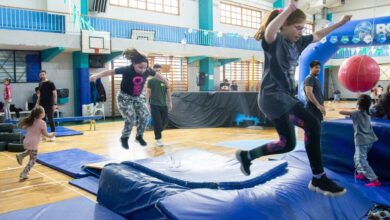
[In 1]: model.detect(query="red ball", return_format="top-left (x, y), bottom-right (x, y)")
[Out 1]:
top-left (338, 55), bottom-right (380, 92)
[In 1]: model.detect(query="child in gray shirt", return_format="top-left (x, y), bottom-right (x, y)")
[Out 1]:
top-left (340, 94), bottom-right (381, 187)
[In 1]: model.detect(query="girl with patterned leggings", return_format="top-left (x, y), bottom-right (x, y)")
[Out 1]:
top-left (90, 49), bottom-right (169, 149)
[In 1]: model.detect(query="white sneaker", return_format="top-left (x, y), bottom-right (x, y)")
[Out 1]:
top-left (48, 136), bottom-right (56, 142)
top-left (156, 139), bottom-right (164, 147)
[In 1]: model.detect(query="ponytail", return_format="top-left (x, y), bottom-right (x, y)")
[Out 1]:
top-left (254, 9), bottom-right (281, 41)
top-left (254, 8), bottom-right (307, 41)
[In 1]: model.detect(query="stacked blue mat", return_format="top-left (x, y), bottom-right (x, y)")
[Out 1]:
top-left (0, 197), bottom-right (125, 220)
top-left (19, 126), bottom-right (83, 137)
top-left (36, 148), bottom-right (107, 195)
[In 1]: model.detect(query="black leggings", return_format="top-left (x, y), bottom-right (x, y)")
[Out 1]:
top-left (42, 105), bottom-right (55, 132)
top-left (249, 103), bottom-right (324, 175)
top-left (150, 104), bottom-right (168, 140)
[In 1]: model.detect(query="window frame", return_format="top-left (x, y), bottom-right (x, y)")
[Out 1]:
top-left (109, 0), bottom-right (180, 16)
top-left (0, 50), bottom-right (41, 83)
top-left (220, 2), bottom-right (264, 29)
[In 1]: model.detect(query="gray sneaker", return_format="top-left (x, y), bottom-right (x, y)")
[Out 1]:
top-left (19, 173), bottom-right (29, 181)
top-left (16, 153), bottom-right (23, 165)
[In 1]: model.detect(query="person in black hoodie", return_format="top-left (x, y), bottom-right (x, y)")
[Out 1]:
top-left (90, 48), bottom-right (169, 149)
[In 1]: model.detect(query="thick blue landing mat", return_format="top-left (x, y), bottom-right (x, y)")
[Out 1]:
top-left (157, 151), bottom-right (374, 220)
top-left (123, 149), bottom-right (287, 190)
top-left (37, 148), bottom-right (108, 178)
top-left (0, 196), bottom-right (125, 220)
top-left (19, 126), bottom-right (83, 137)
top-left (216, 139), bottom-right (305, 151)
top-left (69, 176), bottom-right (99, 195)
top-left (98, 163), bottom-right (189, 220)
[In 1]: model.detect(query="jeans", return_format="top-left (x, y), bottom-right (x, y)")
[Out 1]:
top-left (354, 143), bottom-right (378, 181)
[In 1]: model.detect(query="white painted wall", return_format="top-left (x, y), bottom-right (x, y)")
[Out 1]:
top-left (0, 0), bottom-right (47, 11)
top-left (41, 52), bottom-right (75, 116)
top-left (188, 62), bottom-right (200, 92)
top-left (6, 53), bottom-right (74, 116)
top-left (331, 0), bottom-right (390, 20)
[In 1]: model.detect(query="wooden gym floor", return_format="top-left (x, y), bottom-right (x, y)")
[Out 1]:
top-left (0, 100), bottom-right (355, 214)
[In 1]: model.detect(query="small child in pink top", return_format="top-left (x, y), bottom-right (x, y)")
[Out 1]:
top-left (3, 78), bottom-right (12, 120)
top-left (16, 106), bottom-right (55, 180)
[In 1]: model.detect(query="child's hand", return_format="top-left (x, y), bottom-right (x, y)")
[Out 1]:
top-left (90, 75), bottom-right (97, 82)
top-left (339, 15), bottom-right (352, 25)
top-left (289, 0), bottom-right (298, 8)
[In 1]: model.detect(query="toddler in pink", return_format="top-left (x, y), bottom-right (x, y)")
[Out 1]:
top-left (16, 106), bottom-right (55, 180)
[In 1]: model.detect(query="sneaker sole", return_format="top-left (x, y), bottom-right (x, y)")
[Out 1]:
top-left (235, 151), bottom-right (250, 176)
top-left (308, 181), bottom-right (347, 197)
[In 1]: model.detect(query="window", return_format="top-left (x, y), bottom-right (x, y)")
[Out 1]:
top-left (220, 61), bottom-right (263, 91)
top-left (379, 64), bottom-right (390, 81)
top-left (0, 50), bottom-right (41, 83)
top-left (303, 23), bottom-right (314, 35)
top-left (220, 2), bottom-right (263, 29)
top-left (110, 0), bottom-right (179, 15)
top-left (149, 56), bottom-right (188, 91)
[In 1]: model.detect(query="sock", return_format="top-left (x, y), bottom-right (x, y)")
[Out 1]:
top-left (313, 172), bottom-right (325, 179)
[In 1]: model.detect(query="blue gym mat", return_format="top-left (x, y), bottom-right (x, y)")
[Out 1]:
top-left (123, 149), bottom-right (287, 190)
top-left (98, 163), bottom-right (189, 220)
top-left (0, 196), bottom-right (126, 220)
top-left (215, 139), bottom-right (305, 151)
top-left (19, 126), bottom-right (83, 137)
top-left (69, 176), bottom-right (100, 195)
top-left (156, 151), bottom-right (375, 220)
top-left (37, 148), bottom-right (108, 178)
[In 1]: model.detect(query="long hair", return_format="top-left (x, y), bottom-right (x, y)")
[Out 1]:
top-left (123, 48), bottom-right (148, 65)
top-left (254, 9), bottom-right (306, 41)
top-left (19, 106), bottom-right (45, 129)
top-left (357, 94), bottom-right (371, 114)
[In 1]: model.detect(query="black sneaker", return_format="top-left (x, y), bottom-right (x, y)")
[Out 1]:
top-left (120, 137), bottom-right (129, 149)
top-left (135, 135), bottom-right (147, 146)
top-left (308, 174), bottom-right (347, 196)
top-left (235, 150), bottom-right (252, 176)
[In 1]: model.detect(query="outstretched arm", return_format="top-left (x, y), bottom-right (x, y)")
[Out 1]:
top-left (90, 69), bottom-right (116, 82)
top-left (264, 0), bottom-right (299, 44)
top-left (339, 110), bottom-right (353, 116)
top-left (312, 15), bottom-right (352, 42)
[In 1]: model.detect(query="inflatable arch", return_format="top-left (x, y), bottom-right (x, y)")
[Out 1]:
top-left (298, 15), bottom-right (390, 100)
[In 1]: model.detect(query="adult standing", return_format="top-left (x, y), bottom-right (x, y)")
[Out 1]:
top-left (304, 61), bottom-right (325, 121)
top-left (146, 64), bottom-right (173, 146)
top-left (36, 70), bottom-right (57, 141)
